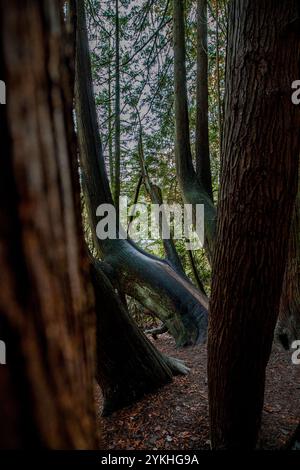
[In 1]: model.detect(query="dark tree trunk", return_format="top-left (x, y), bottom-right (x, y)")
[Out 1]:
top-left (276, 163), bottom-right (300, 349)
top-left (208, 0), bottom-right (300, 449)
top-left (173, 0), bottom-right (216, 263)
top-left (196, 0), bottom-right (213, 200)
top-left (75, 0), bottom-right (208, 347)
top-left (0, 0), bottom-right (97, 448)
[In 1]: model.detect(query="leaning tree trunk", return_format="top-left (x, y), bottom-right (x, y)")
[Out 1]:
top-left (92, 259), bottom-right (189, 416)
top-left (0, 0), bottom-right (97, 448)
top-left (276, 162), bottom-right (300, 349)
top-left (76, 0), bottom-right (208, 347)
top-left (208, 0), bottom-right (300, 450)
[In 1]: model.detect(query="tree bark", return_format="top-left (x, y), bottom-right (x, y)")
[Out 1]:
top-left (173, 0), bottom-right (216, 263)
top-left (208, 0), bottom-right (300, 449)
top-left (0, 0), bottom-right (97, 448)
top-left (75, 0), bottom-right (209, 346)
top-left (114, 0), bottom-right (121, 221)
top-left (108, 36), bottom-right (114, 187)
top-left (215, 0), bottom-right (223, 153)
top-left (196, 0), bottom-right (213, 200)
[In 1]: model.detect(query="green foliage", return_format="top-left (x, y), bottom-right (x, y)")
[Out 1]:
top-left (85, 0), bottom-right (228, 305)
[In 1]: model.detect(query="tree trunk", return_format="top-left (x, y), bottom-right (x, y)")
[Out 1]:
top-left (215, 0), bottom-right (223, 152)
top-left (92, 259), bottom-right (188, 416)
top-left (0, 0), bottom-right (97, 448)
top-left (137, 122), bottom-right (185, 276)
top-left (108, 36), bottom-right (114, 187)
top-left (276, 163), bottom-right (300, 349)
top-left (208, 0), bottom-right (300, 449)
top-left (173, 0), bottom-right (216, 263)
top-left (75, 0), bottom-right (209, 346)
top-left (114, 0), bottom-right (121, 221)
top-left (196, 0), bottom-right (213, 200)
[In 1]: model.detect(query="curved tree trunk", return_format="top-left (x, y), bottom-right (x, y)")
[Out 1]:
top-left (0, 0), bottom-right (97, 448)
top-left (92, 259), bottom-right (188, 416)
top-left (208, 0), bottom-right (300, 449)
top-left (75, 0), bottom-right (208, 347)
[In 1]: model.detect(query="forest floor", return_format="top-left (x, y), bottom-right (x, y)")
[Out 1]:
top-left (98, 333), bottom-right (300, 450)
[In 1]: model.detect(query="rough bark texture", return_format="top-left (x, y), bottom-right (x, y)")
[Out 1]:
top-left (173, 0), bottom-right (216, 263)
top-left (108, 36), bottom-right (114, 187)
top-left (208, 0), bottom-right (300, 450)
top-left (0, 0), bottom-right (97, 448)
top-left (196, 0), bottom-right (213, 200)
top-left (76, 0), bottom-right (208, 347)
top-left (276, 163), bottom-right (300, 349)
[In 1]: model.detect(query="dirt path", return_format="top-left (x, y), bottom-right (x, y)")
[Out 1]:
top-left (99, 333), bottom-right (300, 450)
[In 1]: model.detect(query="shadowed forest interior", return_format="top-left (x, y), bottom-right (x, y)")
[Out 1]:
top-left (0, 0), bottom-right (300, 451)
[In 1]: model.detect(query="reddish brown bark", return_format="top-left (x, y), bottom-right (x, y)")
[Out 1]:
top-left (0, 0), bottom-right (97, 448)
top-left (208, 0), bottom-right (300, 450)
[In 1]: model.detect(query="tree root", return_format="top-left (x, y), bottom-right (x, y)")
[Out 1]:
top-left (145, 324), bottom-right (168, 339)
top-left (163, 355), bottom-right (190, 375)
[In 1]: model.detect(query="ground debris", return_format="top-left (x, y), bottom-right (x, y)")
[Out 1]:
top-left (97, 334), bottom-right (300, 450)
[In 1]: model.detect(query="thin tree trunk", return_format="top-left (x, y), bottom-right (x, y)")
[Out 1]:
top-left (173, 0), bottom-right (216, 263)
top-left (108, 36), bottom-right (114, 187)
top-left (215, 0), bottom-right (223, 152)
top-left (196, 0), bottom-right (213, 200)
top-left (127, 174), bottom-right (143, 231)
top-left (114, 0), bottom-right (121, 221)
top-left (208, 0), bottom-right (300, 449)
top-left (137, 122), bottom-right (185, 276)
top-left (0, 0), bottom-right (97, 448)
top-left (188, 250), bottom-right (206, 296)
